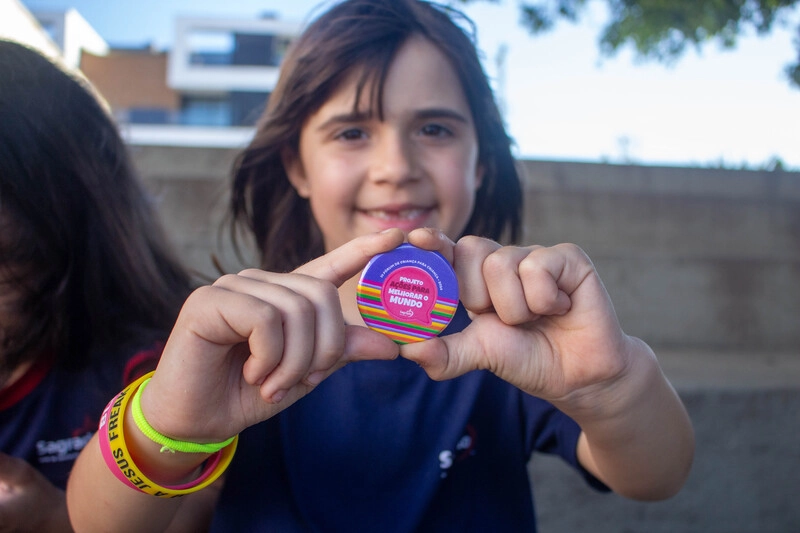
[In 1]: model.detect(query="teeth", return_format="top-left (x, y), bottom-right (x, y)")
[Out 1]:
top-left (365, 208), bottom-right (425, 220)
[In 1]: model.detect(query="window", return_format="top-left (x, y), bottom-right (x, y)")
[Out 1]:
top-left (185, 29), bottom-right (293, 67)
top-left (230, 91), bottom-right (269, 126)
top-left (180, 96), bottom-right (231, 126)
top-left (187, 30), bottom-right (233, 66)
top-left (128, 108), bottom-right (174, 125)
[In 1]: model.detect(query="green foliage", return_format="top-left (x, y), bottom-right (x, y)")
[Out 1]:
top-left (518, 0), bottom-right (589, 31)
top-left (454, 0), bottom-right (800, 88)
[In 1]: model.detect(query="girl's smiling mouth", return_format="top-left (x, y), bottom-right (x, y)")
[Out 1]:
top-left (361, 207), bottom-right (431, 221)
top-left (358, 205), bottom-right (434, 231)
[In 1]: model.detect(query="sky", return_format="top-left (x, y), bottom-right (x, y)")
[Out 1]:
top-left (22, 0), bottom-right (800, 169)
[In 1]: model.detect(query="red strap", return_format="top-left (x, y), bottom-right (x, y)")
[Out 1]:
top-left (0, 353), bottom-right (55, 410)
top-left (121, 342), bottom-right (164, 385)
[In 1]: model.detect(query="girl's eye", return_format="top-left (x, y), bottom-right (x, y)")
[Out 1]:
top-left (337, 128), bottom-right (367, 141)
top-left (420, 123), bottom-right (451, 137)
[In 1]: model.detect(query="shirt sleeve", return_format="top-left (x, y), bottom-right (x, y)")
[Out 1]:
top-left (522, 392), bottom-right (610, 492)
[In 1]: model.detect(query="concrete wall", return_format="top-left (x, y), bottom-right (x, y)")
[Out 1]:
top-left (131, 145), bottom-right (245, 281)
top-left (518, 159), bottom-right (800, 352)
top-left (135, 146), bottom-right (800, 352)
top-left (132, 145), bottom-right (800, 532)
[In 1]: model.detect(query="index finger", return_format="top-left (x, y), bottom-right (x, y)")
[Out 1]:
top-left (294, 229), bottom-right (405, 286)
top-left (406, 228), bottom-right (456, 264)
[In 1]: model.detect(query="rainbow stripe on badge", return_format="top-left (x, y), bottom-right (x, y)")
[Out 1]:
top-left (356, 244), bottom-right (459, 344)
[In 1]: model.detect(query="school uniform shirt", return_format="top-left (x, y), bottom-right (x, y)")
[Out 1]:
top-left (212, 306), bottom-right (608, 532)
top-left (0, 339), bottom-right (161, 489)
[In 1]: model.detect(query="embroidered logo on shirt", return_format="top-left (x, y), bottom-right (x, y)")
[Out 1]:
top-left (438, 424), bottom-right (477, 478)
top-left (36, 431), bottom-right (93, 464)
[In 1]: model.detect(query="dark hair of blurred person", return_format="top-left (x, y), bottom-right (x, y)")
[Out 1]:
top-left (0, 39), bottom-right (193, 531)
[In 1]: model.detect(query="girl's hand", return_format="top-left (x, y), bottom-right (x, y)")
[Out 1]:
top-left (401, 230), bottom-right (631, 408)
top-left (140, 229), bottom-right (405, 444)
top-left (402, 229), bottom-right (694, 500)
top-left (0, 453), bottom-right (70, 533)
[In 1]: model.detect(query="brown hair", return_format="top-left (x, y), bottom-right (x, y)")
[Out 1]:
top-left (229, 0), bottom-right (522, 272)
top-left (0, 41), bottom-right (193, 378)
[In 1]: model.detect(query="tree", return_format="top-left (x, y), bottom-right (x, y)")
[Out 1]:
top-left (456, 0), bottom-right (800, 89)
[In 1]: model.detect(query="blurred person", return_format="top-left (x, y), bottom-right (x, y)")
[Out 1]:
top-left (0, 39), bottom-right (193, 532)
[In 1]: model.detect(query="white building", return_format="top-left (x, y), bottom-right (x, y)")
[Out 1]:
top-left (32, 7), bottom-right (108, 69)
top-left (170, 15), bottom-right (300, 126)
top-left (117, 14), bottom-right (302, 148)
top-left (0, 0), bottom-right (60, 59)
top-left (0, 0), bottom-right (107, 69)
top-left (3, 5), bottom-right (301, 149)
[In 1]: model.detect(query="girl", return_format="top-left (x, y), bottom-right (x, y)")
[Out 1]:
top-left (68, 1), bottom-right (694, 531)
top-left (0, 40), bottom-right (192, 531)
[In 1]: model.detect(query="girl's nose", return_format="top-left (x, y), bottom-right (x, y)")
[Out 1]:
top-left (368, 132), bottom-right (417, 185)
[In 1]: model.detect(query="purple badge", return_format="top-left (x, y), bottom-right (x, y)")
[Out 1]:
top-left (356, 243), bottom-right (459, 344)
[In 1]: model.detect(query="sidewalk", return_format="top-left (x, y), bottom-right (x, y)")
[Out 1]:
top-left (532, 348), bottom-right (800, 533)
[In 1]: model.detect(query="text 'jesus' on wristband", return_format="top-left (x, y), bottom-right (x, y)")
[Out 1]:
top-left (97, 371), bottom-right (238, 498)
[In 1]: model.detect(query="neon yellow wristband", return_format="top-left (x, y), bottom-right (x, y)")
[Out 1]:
top-left (131, 377), bottom-right (236, 454)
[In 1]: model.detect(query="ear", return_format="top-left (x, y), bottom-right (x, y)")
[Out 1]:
top-left (282, 148), bottom-right (311, 198)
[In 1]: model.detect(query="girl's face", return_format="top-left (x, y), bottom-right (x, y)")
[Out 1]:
top-left (286, 36), bottom-right (483, 252)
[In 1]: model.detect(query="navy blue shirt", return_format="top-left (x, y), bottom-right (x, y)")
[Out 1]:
top-left (212, 307), bottom-right (607, 532)
top-left (0, 340), bottom-right (160, 489)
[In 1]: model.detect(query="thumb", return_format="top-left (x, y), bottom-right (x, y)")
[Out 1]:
top-left (399, 328), bottom-right (482, 381)
top-left (343, 325), bottom-right (400, 363)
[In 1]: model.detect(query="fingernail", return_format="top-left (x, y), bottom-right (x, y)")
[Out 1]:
top-left (306, 371), bottom-right (325, 386)
top-left (271, 389), bottom-right (287, 403)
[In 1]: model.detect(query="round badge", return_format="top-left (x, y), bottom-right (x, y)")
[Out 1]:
top-left (356, 243), bottom-right (459, 344)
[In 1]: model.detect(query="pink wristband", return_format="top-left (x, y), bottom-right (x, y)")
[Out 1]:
top-left (97, 372), bottom-right (237, 497)
top-left (98, 374), bottom-right (152, 492)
